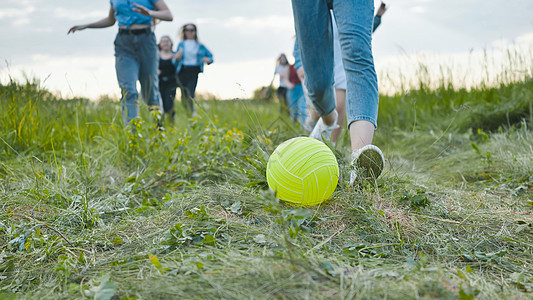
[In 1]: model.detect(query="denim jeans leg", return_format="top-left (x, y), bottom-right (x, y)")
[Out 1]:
top-left (287, 85), bottom-right (306, 126)
top-left (286, 89), bottom-right (297, 121)
top-left (115, 33), bottom-right (140, 126)
top-left (332, 0), bottom-right (379, 128)
top-left (138, 32), bottom-right (163, 114)
top-left (295, 85), bottom-right (307, 125)
top-left (291, 0), bottom-right (336, 117)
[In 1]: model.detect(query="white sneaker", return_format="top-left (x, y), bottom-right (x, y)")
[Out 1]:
top-left (303, 114), bottom-right (317, 133)
top-left (349, 144), bottom-right (384, 185)
top-left (309, 111), bottom-right (339, 142)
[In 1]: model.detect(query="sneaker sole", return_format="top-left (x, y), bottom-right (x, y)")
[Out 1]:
top-left (352, 145), bottom-right (384, 181)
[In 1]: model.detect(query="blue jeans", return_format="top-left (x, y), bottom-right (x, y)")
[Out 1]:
top-left (286, 84), bottom-right (307, 127)
top-left (114, 31), bottom-right (162, 126)
top-left (291, 0), bottom-right (379, 128)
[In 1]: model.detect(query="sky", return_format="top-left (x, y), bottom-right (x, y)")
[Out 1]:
top-left (1, 0), bottom-right (532, 100)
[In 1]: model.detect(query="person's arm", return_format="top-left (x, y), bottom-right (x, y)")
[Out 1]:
top-left (170, 51), bottom-right (179, 66)
top-left (376, 2), bottom-right (387, 17)
top-left (201, 45), bottom-right (214, 64)
top-left (68, 6), bottom-right (115, 33)
top-left (372, 2), bottom-right (387, 33)
top-left (174, 43), bottom-right (183, 61)
top-left (133, 0), bottom-right (173, 22)
top-left (372, 15), bottom-right (381, 33)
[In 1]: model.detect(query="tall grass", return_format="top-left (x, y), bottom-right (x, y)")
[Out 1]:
top-left (376, 45), bottom-right (533, 134)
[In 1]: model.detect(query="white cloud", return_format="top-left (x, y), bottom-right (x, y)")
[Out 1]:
top-left (0, 6), bottom-right (35, 19)
top-left (35, 27), bottom-right (53, 33)
top-left (488, 32), bottom-right (533, 50)
top-left (196, 15), bottom-right (293, 34)
top-left (245, 15), bottom-right (294, 32)
top-left (53, 7), bottom-right (109, 21)
top-left (195, 17), bottom-right (218, 25)
top-left (410, 6), bottom-right (427, 14)
top-left (516, 32), bottom-right (533, 45)
top-left (12, 18), bottom-right (30, 26)
top-left (491, 38), bottom-right (509, 49)
top-left (0, 9), bottom-right (21, 19)
top-left (5, 0), bottom-right (37, 5)
top-left (31, 54), bottom-right (51, 62)
top-left (1, 55), bottom-right (118, 99)
top-left (198, 58), bottom-right (275, 99)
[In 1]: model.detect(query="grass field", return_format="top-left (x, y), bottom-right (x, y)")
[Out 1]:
top-left (0, 64), bottom-right (532, 299)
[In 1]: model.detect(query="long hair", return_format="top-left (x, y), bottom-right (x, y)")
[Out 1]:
top-left (277, 53), bottom-right (288, 66)
top-left (179, 23), bottom-right (198, 41)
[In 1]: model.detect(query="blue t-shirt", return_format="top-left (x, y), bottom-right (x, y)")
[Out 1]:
top-left (110, 0), bottom-right (159, 28)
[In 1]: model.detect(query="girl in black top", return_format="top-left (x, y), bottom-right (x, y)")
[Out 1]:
top-left (158, 35), bottom-right (178, 121)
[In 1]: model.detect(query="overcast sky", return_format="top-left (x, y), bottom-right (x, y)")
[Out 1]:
top-left (1, 0), bottom-right (532, 100)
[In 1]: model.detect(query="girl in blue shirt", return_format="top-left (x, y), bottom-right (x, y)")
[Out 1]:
top-left (174, 23), bottom-right (214, 116)
top-left (68, 0), bottom-right (173, 127)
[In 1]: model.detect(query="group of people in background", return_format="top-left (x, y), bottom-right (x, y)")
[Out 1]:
top-left (68, 0), bottom-right (213, 126)
top-left (68, 0), bottom-right (389, 185)
top-left (157, 24), bottom-right (213, 121)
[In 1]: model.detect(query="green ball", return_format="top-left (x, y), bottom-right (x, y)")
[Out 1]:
top-left (266, 137), bottom-right (339, 206)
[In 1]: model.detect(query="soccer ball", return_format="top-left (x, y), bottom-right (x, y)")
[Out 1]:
top-left (266, 137), bottom-right (339, 206)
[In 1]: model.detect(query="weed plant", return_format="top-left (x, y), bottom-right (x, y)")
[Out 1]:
top-left (0, 63), bottom-right (532, 299)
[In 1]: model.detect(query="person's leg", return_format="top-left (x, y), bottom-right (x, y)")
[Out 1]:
top-left (332, 0), bottom-right (379, 151)
top-left (349, 120), bottom-right (375, 149)
top-left (294, 84), bottom-right (307, 127)
top-left (302, 81), bottom-right (319, 132)
top-left (168, 86), bottom-right (176, 120)
top-left (186, 67), bottom-right (200, 100)
top-left (114, 33), bottom-right (140, 127)
top-left (287, 84), bottom-right (307, 127)
top-left (277, 87), bottom-right (288, 115)
top-left (282, 88), bottom-right (290, 115)
top-left (286, 88), bottom-right (298, 122)
top-left (291, 0), bottom-right (336, 123)
top-left (184, 67), bottom-right (200, 115)
top-left (331, 10), bottom-right (347, 144)
top-left (160, 82), bottom-right (171, 113)
top-left (160, 82), bottom-right (176, 122)
top-left (178, 68), bottom-right (194, 114)
top-left (333, 0), bottom-right (384, 181)
top-left (331, 89), bottom-right (346, 143)
top-left (138, 32), bottom-right (163, 118)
